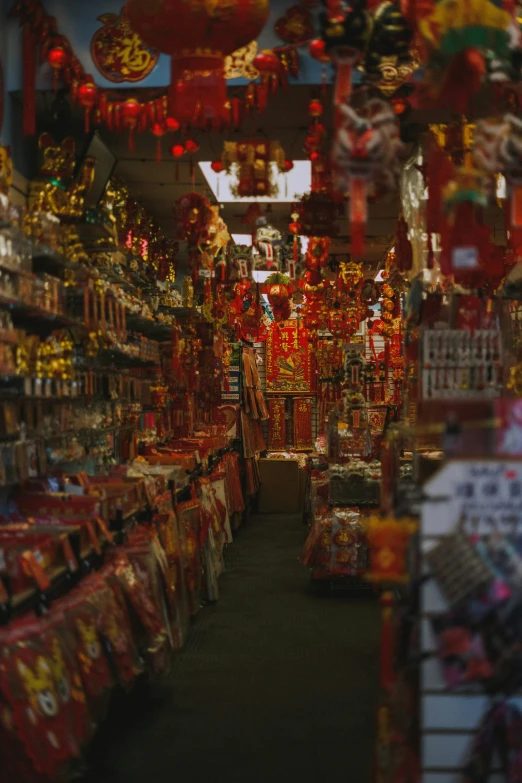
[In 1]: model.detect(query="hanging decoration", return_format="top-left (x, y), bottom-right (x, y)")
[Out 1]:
top-left (91, 8), bottom-right (159, 83)
top-left (264, 272), bottom-right (294, 323)
top-left (221, 140), bottom-right (286, 198)
top-left (13, 0), bottom-right (299, 142)
top-left (332, 98), bottom-right (402, 257)
top-left (291, 192), bottom-right (338, 237)
top-left (174, 192), bottom-right (213, 247)
top-left (254, 220), bottom-right (282, 271)
top-left (274, 5), bottom-right (315, 44)
top-left (224, 41), bottom-right (260, 80)
top-left (125, 0), bottom-right (270, 127)
top-left (411, 0), bottom-right (520, 112)
top-left (293, 397), bottom-right (314, 450)
top-left (268, 398), bottom-right (287, 450)
top-left (229, 281), bottom-right (268, 343)
top-left (266, 321), bottom-right (313, 393)
top-left (364, 516), bottom-right (417, 584)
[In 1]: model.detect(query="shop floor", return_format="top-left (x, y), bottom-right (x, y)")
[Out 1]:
top-left (82, 514), bottom-right (381, 783)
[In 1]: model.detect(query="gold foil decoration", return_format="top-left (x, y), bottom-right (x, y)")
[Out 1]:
top-left (224, 41), bottom-right (259, 80)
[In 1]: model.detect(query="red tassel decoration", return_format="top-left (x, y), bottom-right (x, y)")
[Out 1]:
top-left (379, 592), bottom-right (395, 691)
top-left (23, 25), bottom-right (37, 137)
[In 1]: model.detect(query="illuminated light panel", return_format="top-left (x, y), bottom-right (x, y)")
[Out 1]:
top-left (199, 161), bottom-right (312, 203)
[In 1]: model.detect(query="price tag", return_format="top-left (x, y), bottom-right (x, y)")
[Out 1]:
top-left (452, 246), bottom-right (478, 270)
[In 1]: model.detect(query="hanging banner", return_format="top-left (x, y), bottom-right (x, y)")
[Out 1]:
top-left (293, 397), bottom-right (313, 450)
top-left (268, 397), bottom-right (286, 451)
top-left (266, 321), bottom-right (312, 392)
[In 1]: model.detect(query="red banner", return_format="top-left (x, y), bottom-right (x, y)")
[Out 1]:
top-left (268, 398), bottom-right (286, 451)
top-left (266, 322), bottom-right (312, 393)
top-left (293, 397), bottom-right (313, 451)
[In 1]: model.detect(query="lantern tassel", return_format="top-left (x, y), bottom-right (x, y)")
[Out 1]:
top-left (379, 591), bottom-right (395, 691)
top-left (349, 177), bottom-right (367, 258)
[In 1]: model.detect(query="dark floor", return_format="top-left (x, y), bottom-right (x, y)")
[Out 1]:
top-left (84, 514), bottom-right (381, 783)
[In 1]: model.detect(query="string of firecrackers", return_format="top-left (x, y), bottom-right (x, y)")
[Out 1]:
top-left (293, 396), bottom-right (313, 450)
top-left (12, 0), bottom-right (306, 139)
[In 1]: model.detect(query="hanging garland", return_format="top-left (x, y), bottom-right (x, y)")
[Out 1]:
top-left (11, 0), bottom-right (307, 141)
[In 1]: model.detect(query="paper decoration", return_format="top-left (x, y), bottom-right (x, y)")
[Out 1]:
top-left (268, 398), bottom-right (286, 450)
top-left (266, 321), bottom-right (312, 392)
top-left (91, 8), bottom-right (159, 83)
top-left (293, 397), bottom-right (313, 450)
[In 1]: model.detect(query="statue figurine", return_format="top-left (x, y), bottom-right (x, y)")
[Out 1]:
top-left (29, 134), bottom-right (95, 219)
top-left (182, 276), bottom-right (194, 308)
top-left (0, 145), bottom-right (13, 196)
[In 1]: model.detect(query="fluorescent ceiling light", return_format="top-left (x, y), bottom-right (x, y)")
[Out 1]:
top-left (199, 161), bottom-right (312, 203)
top-left (231, 234), bottom-right (252, 246)
top-left (252, 270), bottom-right (273, 283)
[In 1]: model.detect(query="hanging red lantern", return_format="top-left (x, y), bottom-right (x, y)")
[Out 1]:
top-left (308, 99), bottom-right (323, 118)
top-left (77, 80), bottom-right (98, 133)
top-left (253, 49), bottom-right (282, 76)
top-left (165, 116), bottom-right (180, 132)
top-left (126, 0), bottom-right (269, 127)
top-left (170, 143), bottom-right (185, 158)
top-left (184, 138), bottom-right (199, 154)
top-left (283, 159), bottom-right (294, 172)
top-left (211, 160), bottom-right (224, 173)
top-left (152, 121), bottom-right (167, 163)
top-left (309, 39), bottom-right (330, 63)
top-left (47, 45), bottom-right (68, 92)
top-left (121, 98), bottom-right (142, 152)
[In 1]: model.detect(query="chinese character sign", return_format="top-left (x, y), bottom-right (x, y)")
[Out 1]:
top-left (293, 397), bottom-right (313, 450)
top-left (91, 8), bottom-right (159, 83)
top-left (266, 322), bottom-right (313, 393)
top-left (268, 398), bottom-right (286, 451)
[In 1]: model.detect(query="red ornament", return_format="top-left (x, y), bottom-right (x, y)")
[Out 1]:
top-left (211, 160), bottom-right (224, 173)
top-left (152, 121), bottom-right (166, 162)
top-left (170, 143), bottom-right (185, 158)
top-left (165, 116), bottom-right (180, 131)
top-left (126, 0), bottom-right (269, 127)
top-left (47, 45), bottom-right (68, 92)
top-left (309, 38), bottom-right (330, 63)
top-left (121, 98), bottom-right (142, 151)
top-left (77, 80), bottom-right (98, 133)
top-left (253, 49), bottom-right (281, 75)
top-left (308, 99), bottom-right (323, 118)
top-left (283, 159), bottom-right (294, 172)
top-left (184, 138), bottom-right (199, 154)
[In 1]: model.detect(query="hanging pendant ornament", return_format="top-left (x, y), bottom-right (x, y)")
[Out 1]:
top-left (46, 44), bottom-right (69, 93)
top-left (264, 272), bottom-right (294, 323)
top-left (121, 98), bottom-right (142, 152)
top-left (320, 0), bottom-right (372, 127)
top-left (126, 0), bottom-right (270, 128)
top-left (152, 121), bottom-right (166, 162)
top-left (77, 80), bottom-right (98, 133)
top-left (332, 99), bottom-right (402, 258)
top-left (473, 115), bottom-right (522, 254)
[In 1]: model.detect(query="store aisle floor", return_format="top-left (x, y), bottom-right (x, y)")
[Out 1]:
top-left (84, 514), bottom-right (381, 783)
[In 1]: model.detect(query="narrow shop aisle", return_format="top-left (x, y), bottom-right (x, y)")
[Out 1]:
top-left (85, 514), bottom-right (380, 783)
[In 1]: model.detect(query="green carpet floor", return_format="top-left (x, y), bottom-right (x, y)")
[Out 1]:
top-left (84, 514), bottom-right (381, 782)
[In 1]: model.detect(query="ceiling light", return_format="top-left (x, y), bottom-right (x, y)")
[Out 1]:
top-left (199, 161), bottom-right (312, 203)
top-left (252, 270), bottom-right (273, 283)
top-left (231, 234), bottom-right (253, 246)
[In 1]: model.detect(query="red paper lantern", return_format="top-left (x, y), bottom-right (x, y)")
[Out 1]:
top-left (308, 99), bottom-right (323, 118)
top-left (253, 49), bottom-right (281, 75)
top-left (152, 121), bottom-right (166, 162)
top-left (211, 160), bottom-right (224, 173)
top-left (170, 143), bottom-right (185, 158)
top-left (284, 159), bottom-right (294, 172)
top-left (184, 138), bottom-right (199, 154)
top-left (121, 98), bottom-right (142, 151)
top-left (309, 38), bottom-right (330, 63)
top-left (47, 45), bottom-right (68, 92)
top-left (126, 0), bottom-right (269, 126)
top-left (165, 116), bottom-right (180, 132)
top-left (77, 80), bottom-right (98, 133)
